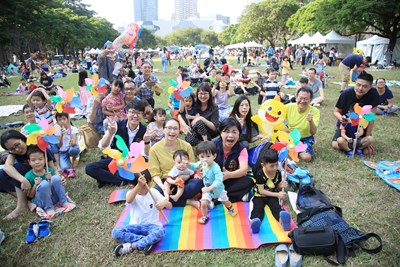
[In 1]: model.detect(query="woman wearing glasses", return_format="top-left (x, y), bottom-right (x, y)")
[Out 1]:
top-left (149, 118), bottom-right (203, 208)
top-left (0, 130), bottom-right (57, 220)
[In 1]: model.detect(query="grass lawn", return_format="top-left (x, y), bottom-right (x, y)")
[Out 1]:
top-left (0, 57), bottom-right (399, 267)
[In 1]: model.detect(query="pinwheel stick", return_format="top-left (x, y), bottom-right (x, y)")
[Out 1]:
top-left (45, 150), bottom-right (49, 172)
top-left (352, 124), bottom-right (362, 159)
top-left (280, 158), bottom-right (288, 207)
top-left (141, 172), bottom-right (169, 223)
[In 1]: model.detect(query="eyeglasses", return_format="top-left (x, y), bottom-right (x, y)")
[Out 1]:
top-left (127, 110), bottom-right (143, 116)
top-left (165, 126), bottom-right (179, 131)
top-left (8, 139), bottom-right (21, 153)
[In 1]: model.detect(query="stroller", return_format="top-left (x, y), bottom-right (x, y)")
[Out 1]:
top-left (0, 69), bottom-right (11, 88)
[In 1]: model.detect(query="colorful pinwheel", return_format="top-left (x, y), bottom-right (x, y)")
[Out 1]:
top-left (272, 129), bottom-right (307, 162)
top-left (85, 74), bottom-right (108, 97)
top-left (167, 75), bottom-right (193, 101)
top-left (102, 135), bottom-right (148, 180)
top-left (25, 118), bottom-right (60, 171)
top-left (346, 104), bottom-right (377, 157)
top-left (50, 87), bottom-right (81, 113)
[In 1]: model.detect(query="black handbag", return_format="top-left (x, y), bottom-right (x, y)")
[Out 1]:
top-left (289, 226), bottom-right (346, 265)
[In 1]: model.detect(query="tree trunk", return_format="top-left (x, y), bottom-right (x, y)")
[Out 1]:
top-left (388, 35), bottom-right (398, 52)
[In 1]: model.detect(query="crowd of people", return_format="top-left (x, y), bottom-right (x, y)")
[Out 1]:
top-left (0, 41), bottom-right (398, 257)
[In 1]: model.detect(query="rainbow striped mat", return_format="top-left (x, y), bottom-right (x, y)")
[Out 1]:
top-left (115, 202), bottom-right (294, 252)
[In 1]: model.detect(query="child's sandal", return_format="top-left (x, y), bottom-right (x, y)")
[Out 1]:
top-left (198, 216), bottom-right (208, 224)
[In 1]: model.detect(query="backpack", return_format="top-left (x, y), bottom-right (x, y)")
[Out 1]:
top-left (294, 184), bottom-right (383, 265)
top-left (248, 141), bottom-right (273, 173)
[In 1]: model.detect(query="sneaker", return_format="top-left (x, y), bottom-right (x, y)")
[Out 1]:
top-left (114, 243), bottom-right (133, 257)
top-left (198, 216), bottom-right (208, 224)
top-left (346, 150), bottom-right (353, 158)
top-left (228, 207), bottom-right (237, 216)
top-left (355, 149), bottom-right (364, 158)
top-left (250, 218), bottom-right (261, 234)
top-left (143, 244), bottom-right (154, 256)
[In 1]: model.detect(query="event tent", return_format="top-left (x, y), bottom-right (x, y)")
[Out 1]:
top-left (289, 34), bottom-right (311, 45)
top-left (308, 32), bottom-right (325, 45)
top-left (356, 35), bottom-right (400, 65)
top-left (225, 41), bottom-right (263, 49)
top-left (324, 31), bottom-right (354, 44)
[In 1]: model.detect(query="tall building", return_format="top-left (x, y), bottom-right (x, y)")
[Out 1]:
top-left (134, 0), bottom-right (158, 22)
top-left (172, 0), bottom-right (200, 21)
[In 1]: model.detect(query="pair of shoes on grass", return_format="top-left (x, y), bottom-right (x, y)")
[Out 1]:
top-left (346, 149), bottom-right (364, 158)
top-left (275, 244), bottom-right (303, 267)
top-left (114, 243), bottom-right (153, 257)
top-left (25, 219), bottom-right (53, 244)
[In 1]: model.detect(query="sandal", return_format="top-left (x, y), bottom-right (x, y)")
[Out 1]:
top-left (25, 222), bottom-right (39, 244)
top-left (38, 219), bottom-right (53, 239)
top-left (65, 169), bottom-right (76, 178)
top-left (198, 216), bottom-right (208, 224)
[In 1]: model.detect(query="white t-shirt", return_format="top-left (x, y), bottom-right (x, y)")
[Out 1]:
top-left (55, 126), bottom-right (79, 152)
top-left (128, 188), bottom-right (164, 226)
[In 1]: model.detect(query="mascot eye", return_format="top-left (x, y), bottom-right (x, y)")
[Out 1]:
top-left (267, 106), bottom-right (272, 111)
top-left (278, 110), bottom-right (282, 116)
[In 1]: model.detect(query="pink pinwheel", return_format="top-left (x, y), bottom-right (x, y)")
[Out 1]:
top-left (346, 103), bottom-right (376, 158)
top-left (167, 75), bottom-right (193, 100)
top-left (85, 74), bottom-right (108, 97)
top-left (102, 135), bottom-right (148, 180)
top-left (50, 87), bottom-right (81, 114)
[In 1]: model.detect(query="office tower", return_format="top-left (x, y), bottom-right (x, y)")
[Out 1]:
top-left (134, 0), bottom-right (158, 22)
top-left (172, 0), bottom-right (200, 20)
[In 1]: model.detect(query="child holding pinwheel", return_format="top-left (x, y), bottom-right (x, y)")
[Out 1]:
top-left (52, 112), bottom-right (80, 176)
top-left (338, 121), bottom-right (364, 158)
top-left (112, 173), bottom-right (171, 257)
top-left (249, 149), bottom-right (291, 234)
top-left (25, 145), bottom-right (75, 218)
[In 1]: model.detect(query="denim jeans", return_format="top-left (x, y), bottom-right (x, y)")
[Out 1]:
top-left (51, 144), bottom-right (80, 170)
top-left (34, 175), bottom-right (68, 211)
top-left (161, 59), bottom-right (167, 73)
top-left (112, 224), bottom-right (165, 250)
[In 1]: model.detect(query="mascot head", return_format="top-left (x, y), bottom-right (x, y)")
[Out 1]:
top-left (258, 96), bottom-right (287, 125)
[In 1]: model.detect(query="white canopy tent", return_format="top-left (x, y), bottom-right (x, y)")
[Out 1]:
top-left (225, 41), bottom-right (262, 49)
top-left (308, 32), bottom-right (325, 45)
top-left (323, 31), bottom-right (355, 56)
top-left (289, 34), bottom-right (311, 45)
top-left (356, 35), bottom-right (390, 65)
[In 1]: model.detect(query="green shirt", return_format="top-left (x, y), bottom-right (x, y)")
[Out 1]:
top-left (25, 168), bottom-right (55, 187)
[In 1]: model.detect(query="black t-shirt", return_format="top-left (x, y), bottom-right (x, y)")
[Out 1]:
top-left (335, 87), bottom-right (379, 127)
top-left (40, 76), bottom-right (54, 87)
top-left (254, 169), bottom-right (282, 197)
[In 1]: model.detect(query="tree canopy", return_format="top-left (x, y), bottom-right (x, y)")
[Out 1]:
top-left (162, 28), bottom-right (220, 47)
top-left (236, 0), bottom-right (300, 47)
top-left (288, 0), bottom-right (400, 50)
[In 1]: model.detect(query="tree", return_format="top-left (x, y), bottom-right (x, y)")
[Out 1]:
top-left (237, 0), bottom-right (300, 47)
top-left (287, 0), bottom-right (400, 51)
top-left (287, 0), bottom-right (322, 34)
top-left (137, 28), bottom-right (157, 48)
top-left (200, 31), bottom-right (219, 47)
top-left (219, 24), bottom-right (240, 45)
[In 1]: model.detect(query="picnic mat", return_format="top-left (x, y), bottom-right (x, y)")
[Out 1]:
top-left (115, 201), bottom-right (294, 252)
top-left (363, 160), bottom-right (400, 191)
top-left (0, 105), bottom-right (24, 117)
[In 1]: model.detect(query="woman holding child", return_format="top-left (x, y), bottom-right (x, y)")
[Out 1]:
top-left (212, 118), bottom-right (255, 203)
top-left (181, 83), bottom-right (220, 146)
top-left (149, 118), bottom-right (203, 207)
top-left (0, 130), bottom-right (59, 220)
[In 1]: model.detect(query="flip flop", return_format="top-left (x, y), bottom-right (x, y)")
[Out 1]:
top-left (275, 244), bottom-right (289, 267)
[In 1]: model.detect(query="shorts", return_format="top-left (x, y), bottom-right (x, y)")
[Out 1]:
top-left (201, 190), bottom-right (229, 202)
top-left (300, 136), bottom-right (315, 156)
top-left (348, 137), bottom-right (363, 149)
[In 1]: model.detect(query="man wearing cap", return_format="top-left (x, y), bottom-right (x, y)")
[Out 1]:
top-left (98, 40), bottom-right (115, 83)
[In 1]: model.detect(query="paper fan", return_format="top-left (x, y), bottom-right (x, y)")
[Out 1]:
top-left (167, 75), bottom-right (193, 100)
top-left (50, 87), bottom-right (81, 113)
top-left (25, 118), bottom-right (60, 152)
top-left (346, 103), bottom-right (376, 128)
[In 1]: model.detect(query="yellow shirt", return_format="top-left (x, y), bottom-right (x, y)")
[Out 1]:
top-left (282, 61), bottom-right (290, 75)
top-left (148, 139), bottom-right (195, 178)
top-left (285, 103), bottom-right (320, 138)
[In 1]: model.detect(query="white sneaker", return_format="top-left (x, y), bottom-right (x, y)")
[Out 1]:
top-left (114, 243), bottom-right (133, 257)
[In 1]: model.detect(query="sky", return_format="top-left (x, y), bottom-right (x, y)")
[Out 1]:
top-left (81, 0), bottom-right (247, 28)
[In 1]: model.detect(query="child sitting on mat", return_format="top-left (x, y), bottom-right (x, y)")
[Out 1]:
top-left (249, 149), bottom-right (291, 234)
top-left (112, 173), bottom-right (172, 257)
top-left (196, 141), bottom-right (236, 224)
top-left (164, 150), bottom-right (195, 202)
